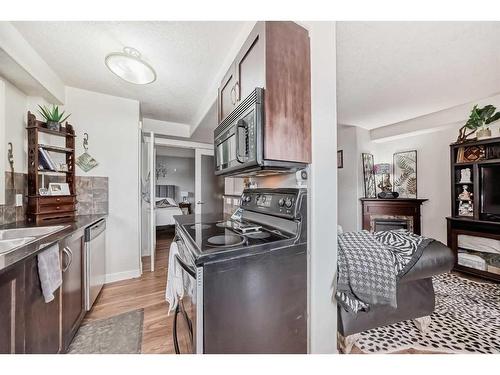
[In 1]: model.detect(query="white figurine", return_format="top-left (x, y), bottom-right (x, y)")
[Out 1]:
top-left (459, 168), bottom-right (472, 184)
top-left (458, 185), bottom-right (472, 201)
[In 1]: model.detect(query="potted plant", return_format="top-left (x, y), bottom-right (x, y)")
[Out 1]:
top-left (457, 104), bottom-right (500, 143)
top-left (37, 104), bottom-right (71, 131)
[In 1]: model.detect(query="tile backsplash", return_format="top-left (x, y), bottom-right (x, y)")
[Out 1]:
top-left (0, 172), bottom-right (108, 225)
top-left (0, 172), bottom-right (28, 225)
top-left (75, 176), bottom-right (109, 215)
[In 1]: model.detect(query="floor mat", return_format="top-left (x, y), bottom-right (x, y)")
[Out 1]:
top-left (68, 309), bottom-right (144, 354)
top-left (356, 273), bottom-right (500, 354)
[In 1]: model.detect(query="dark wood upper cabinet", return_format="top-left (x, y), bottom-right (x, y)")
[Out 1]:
top-left (0, 265), bottom-right (25, 354)
top-left (218, 21), bottom-right (311, 164)
top-left (24, 255), bottom-right (61, 354)
top-left (219, 66), bottom-right (237, 122)
top-left (61, 233), bottom-right (85, 352)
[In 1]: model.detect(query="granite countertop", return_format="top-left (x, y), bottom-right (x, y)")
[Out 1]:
top-left (0, 214), bottom-right (107, 274)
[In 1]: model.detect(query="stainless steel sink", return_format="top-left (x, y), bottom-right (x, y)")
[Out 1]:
top-left (0, 225), bottom-right (67, 256)
top-left (0, 237), bottom-right (37, 254)
top-left (0, 225), bottom-right (66, 240)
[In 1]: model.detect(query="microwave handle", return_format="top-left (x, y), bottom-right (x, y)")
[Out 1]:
top-left (235, 119), bottom-right (247, 164)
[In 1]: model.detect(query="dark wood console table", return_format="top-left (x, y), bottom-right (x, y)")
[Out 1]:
top-left (361, 198), bottom-right (428, 235)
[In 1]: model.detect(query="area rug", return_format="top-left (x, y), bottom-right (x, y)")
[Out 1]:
top-left (356, 273), bottom-right (500, 354)
top-left (68, 309), bottom-right (144, 354)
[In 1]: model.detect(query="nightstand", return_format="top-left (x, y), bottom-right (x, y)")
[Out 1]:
top-left (179, 202), bottom-right (192, 215)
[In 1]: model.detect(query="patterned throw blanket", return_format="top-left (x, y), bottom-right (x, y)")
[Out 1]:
top-left (336, 230), bottom-right (433, 313)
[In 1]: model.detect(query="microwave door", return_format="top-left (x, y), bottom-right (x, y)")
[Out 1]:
top-left (216, 132), bottom-right (237, 170)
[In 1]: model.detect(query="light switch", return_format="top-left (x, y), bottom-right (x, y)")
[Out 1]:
top-left (15, 194), bottom-right (23, 207)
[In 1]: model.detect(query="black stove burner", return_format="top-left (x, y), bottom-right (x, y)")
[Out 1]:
top-left (207, 234), bottom-right (245, 247)
top-left (216, 221), bottom-right (233, 228)
top-left (190, 224), bottom-right (211, 230)
top-left (244, 231), bottom-right (271, 239)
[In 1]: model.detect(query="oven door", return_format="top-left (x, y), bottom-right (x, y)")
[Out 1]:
top-left (172, 236), bottom-right (200, 354)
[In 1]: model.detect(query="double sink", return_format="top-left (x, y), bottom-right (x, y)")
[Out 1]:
top-left (0, 225), bottom-right (67, 256)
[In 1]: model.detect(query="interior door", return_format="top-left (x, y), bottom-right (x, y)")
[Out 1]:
top-left (149, 133), bottom-right (157, 271)
top-left (195, 149), bottom-right (224, 215)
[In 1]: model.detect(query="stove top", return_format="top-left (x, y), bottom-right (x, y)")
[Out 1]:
top-left (182, 219), bottom-right (291, 254)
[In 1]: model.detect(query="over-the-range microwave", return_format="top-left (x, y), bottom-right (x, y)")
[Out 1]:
top-left (214, 88), bottom-right (307, 177)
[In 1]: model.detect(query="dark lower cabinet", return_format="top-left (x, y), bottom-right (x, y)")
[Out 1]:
top-left (0, 230), bottom-right (86, 354)
top-left (61, 233), bottom-right (85, 352)
top-left (24, 255), bottom-right (61, 354)
top-left (0, 266), bottom-right (25, 353)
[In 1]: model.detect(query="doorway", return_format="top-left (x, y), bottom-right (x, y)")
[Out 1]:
top-left (140, 134), bottom-right (224, 273)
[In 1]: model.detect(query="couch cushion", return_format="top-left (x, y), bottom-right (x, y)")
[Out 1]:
top-left (401, 240), bottom-right (455, 282)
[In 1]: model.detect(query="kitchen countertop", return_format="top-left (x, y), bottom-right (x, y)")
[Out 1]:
top-left (0, 214), bottom-right (107, 274)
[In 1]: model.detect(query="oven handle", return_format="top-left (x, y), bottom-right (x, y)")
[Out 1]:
top-left (173, 304), bottom-right (181, 354)
top-left (175, 254), bottom-right (196, 278)
top-left (235, 119), bottom-right (248, 163)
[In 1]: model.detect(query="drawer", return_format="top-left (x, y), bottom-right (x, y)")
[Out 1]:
top-left (39, 196), bottom-right (75, 206)
top-left (39, 203), bottom-right (75, 214)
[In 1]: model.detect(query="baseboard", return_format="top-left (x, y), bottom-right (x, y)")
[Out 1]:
top-left (105, 269), bottom-right (141, 284)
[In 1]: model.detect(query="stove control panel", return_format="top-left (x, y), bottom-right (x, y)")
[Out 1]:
top-left (240, 188), bottom-right (302, 219)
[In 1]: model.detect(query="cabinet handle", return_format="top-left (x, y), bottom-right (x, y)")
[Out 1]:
top-left (56, 198), bottom-right (61, 202)
top-left (56, 206), bottom-right (60, 210)
top-left (230, 85), bottom-right (236, 105)
top-left (62, 246), bottom-right (73, 272)
top-left (62, 248), bottom-right (70, 272)
top-left (234, 81), bottom-right (240, 102)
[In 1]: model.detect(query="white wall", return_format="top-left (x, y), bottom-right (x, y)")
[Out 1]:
top-left (0, 80), bottom-right (5, 204)
top-left (308, 21), bottom-right (337, 354)
top-left (1, 77), bottom-right (52, 175)
top-left (156, 155), bottom-right (195, 204)
top-left (64, 86), bottom-right (141, 283)
top-left (337, 126), bottom-right (358, 232)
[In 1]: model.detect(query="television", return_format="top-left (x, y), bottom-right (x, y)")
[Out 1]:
top-left (480, 164), bottom-right (500, 221)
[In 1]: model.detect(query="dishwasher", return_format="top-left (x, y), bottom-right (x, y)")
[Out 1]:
top-left (84, 219), bottom-right (106, 311)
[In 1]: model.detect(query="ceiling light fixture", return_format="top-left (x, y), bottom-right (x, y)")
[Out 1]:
top-left (105, 47), bottom-right (156, 85)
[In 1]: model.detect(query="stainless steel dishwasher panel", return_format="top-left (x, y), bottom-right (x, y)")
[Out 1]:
top-left (84, 219), bottom-right (106, 311)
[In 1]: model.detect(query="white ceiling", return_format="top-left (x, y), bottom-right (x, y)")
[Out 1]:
top-left (12, 21), bottom-right (246, 125)
top-left (337, 22), bottom-right (500, 129)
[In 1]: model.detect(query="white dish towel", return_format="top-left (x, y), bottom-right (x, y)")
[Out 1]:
top-left (37, 244), bottom-right (62, 303)
top-left (165, 241), bottom-right (184, 315)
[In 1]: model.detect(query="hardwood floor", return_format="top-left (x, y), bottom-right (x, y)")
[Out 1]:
top-left (83, 230), bottom-right (176, 354)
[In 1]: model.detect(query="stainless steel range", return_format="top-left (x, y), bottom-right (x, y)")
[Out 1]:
top-left (173, 188), bottom-right (307, 354)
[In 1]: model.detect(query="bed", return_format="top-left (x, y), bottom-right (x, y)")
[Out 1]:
top-left (155, 185), bottom-right (184, 227)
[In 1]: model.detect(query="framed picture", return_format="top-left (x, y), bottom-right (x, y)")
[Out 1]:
top-left (48, 182), bottom-right (70, 196)
top-left (38, 188), bottom-right (49, 196)
top-left (393, 150), bottom-right (417, 198)
top-left (337, 150), bottom-right (343, 169)
top-left (362, 153), bottom-right (376, 198)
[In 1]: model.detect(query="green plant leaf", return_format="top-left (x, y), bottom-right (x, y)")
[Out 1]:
top-left (37, 104), bottom-right (52, 121)
top-left (59, 112), bottom-right (71, 123)
top-left (485, 111), bottom-right (500, 125)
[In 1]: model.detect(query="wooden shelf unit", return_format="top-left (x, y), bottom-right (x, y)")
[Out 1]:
top-left (448, 136), bottom-right (500, 282)
top-left (27, 111), bottom-right (77, 224)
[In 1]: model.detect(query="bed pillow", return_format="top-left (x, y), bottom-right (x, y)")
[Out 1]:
top-left (166, 197), bottom-right (177, 206)
top-left (156, 199), bottom-right (175, 208)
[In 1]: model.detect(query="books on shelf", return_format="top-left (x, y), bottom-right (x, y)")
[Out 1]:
top-left (38, 147), bottom-right (58, 171)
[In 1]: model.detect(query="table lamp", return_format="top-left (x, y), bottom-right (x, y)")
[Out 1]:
top-left (180, 191), bottom-right (189, 203)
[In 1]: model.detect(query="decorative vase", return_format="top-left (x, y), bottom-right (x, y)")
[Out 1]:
top-left (46, 121), bottom-right (61, 131)
top-left (476, 127), bottom-right (491, 140)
